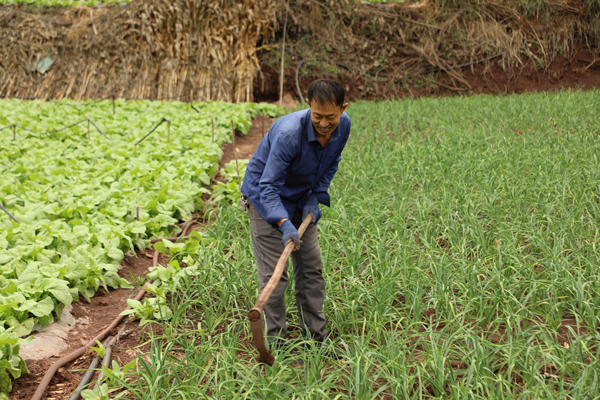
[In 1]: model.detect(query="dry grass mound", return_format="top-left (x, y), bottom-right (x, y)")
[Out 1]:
top-left (283, 0), bottom-right (599, 89)
top-left (0, 0), bottom-right (281, 102)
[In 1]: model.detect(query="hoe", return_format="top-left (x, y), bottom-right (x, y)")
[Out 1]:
top-left (248, 214), bottom-right (312, 365)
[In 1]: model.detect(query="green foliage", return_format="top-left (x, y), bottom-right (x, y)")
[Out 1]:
top-left (81, 383), bottom-right (111, 400)
top-left (91, 340), bottom-right (106, 358)
top-left (211, 159), bottom-right (249, 206)
top-left (104, 89), bottom-right (600, 399)
top-left (0, 97), bottom-right (282, 396)
top-left (120, 296), bottom-right (173, 326)
top-left (0, 328), bottom-right (29, 395)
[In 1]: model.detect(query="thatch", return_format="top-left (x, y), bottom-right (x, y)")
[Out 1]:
top-left (0, 0), bottom-right (281, 102)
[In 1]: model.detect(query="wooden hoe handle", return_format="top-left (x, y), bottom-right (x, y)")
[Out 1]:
top-left (248, 214), bottom-right (312, 365)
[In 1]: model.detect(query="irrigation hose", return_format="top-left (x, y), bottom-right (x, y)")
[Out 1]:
top-left (0, 203), bottom-right (20, 224)
top-left (134, 118), bottom-right (166, 146)
top-left (92, 334), bottom-right (119, 390)
top-left (30, 285), bottom-right (148, 400)
top-left (31, 218), bottom-right (196, 400)
top-left (68, 336), bottom-right (112, 400)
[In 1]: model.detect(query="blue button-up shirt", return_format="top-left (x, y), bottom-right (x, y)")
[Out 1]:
top-left (241, 108), bottom-right (351, 225)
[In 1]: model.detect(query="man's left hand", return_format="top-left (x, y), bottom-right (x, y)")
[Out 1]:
top-left (302, 194), bottom-right (322, 224)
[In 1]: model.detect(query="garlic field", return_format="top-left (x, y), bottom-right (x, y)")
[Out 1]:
top-left (114, 90), bottom-right (600, 399)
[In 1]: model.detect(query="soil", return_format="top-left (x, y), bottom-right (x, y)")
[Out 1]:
top-left (8, 49), bottom-right (600, 396)
top-left (255, 48), bottom-right (600, 103)
top-left (8, 117), bottom-right (275, 400)
top-left (10, 57), bottom-right (600, 398)
top-left (6, 5), bottom-right (600, 397)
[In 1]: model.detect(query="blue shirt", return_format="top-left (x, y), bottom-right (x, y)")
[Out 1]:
top-left (241, 108), bottom-right (351, 225)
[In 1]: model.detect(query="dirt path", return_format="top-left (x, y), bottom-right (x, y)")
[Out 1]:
top-left (9, 116), bottom-right (272, 400)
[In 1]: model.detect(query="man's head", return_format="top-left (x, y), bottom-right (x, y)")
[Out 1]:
top-left (306, 79), bottom-right (348, 138)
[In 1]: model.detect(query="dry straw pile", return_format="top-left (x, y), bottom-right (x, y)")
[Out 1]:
top-left (287, 0), bottom-right (599, 89)
top-left (0, 0), bottom-right (281, 102)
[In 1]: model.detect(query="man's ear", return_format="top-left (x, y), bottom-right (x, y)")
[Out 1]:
top-left (306, 99), bottom-right (311, 107)
top-left (341, 103), bottom-right (349, 113)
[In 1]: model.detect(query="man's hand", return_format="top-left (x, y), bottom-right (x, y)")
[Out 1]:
top-left (278, 220), bottom-right (300, 248)
top-left (302, 194), bottom-right (322, 224)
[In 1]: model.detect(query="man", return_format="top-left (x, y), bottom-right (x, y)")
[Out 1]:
top-left (241, 79), bottom-right (350, 358)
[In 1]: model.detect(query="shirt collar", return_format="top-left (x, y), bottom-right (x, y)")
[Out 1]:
top-left (306, 109), bottom-right (341, 143)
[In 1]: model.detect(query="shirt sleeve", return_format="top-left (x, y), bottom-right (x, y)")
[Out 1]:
top-left (258, 132), bottom-right (297, 224)
top-left (312, 124), bottom-right (351, 207)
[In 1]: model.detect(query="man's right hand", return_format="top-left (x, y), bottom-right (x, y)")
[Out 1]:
top-left (277, 220), bottom-right (299, 248)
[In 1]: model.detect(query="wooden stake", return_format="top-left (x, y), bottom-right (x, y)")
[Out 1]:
top-left (211, 112), bottom-right (215, 143)
top-left (136, 204), bottom-right (140, 239)
top-left (87, 119), bottom-right (90, 141)
top-left (13, 124), bottom-right (16, 141)
top-left (231, 120), bottom-right (241, 193)
top-left (279, 0), bottom-right (289, 106)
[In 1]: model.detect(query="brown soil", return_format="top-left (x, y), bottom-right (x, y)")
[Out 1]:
top-left (255, 48), bottom-right (600, 103)
top-left (8, 117), bottom-right (274, 400)
top-left (6, 5), bottom-right (600, 397)
top-left (10, 61), bottom-right (599, 397)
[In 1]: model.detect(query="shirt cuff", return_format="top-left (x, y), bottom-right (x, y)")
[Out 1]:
top-left (314, 192), bottom-right (330, 207)
top-left (266, 210), bottom-right (290, 226)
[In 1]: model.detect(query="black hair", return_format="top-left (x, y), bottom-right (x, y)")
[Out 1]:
top-left (307, 79), bottom-right (345, 108)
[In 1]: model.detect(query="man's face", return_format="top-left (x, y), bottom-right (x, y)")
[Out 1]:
top-left (307, 100), bottom-right (348, 138)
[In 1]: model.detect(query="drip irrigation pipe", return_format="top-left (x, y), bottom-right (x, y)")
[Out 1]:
top-left (92, 334), bottom-right (119, 390)
top-left (31, 218), bottom-right (196, 400)
top-left (42, 119), bottom-right (87, 135)
top-left (0, 203), bottom-right (20, 224)
top-left (88, 119), bottom-right (110, 141)
top-left (68, 336), bottom-right (112, 400)
top-left (30, 284), bottom-right (148, 400)
top-left (135, 118), bottom-right (166, 146)
top-left (0, 125), bottom-right (12, 132)
top-left (15, 125), bottom-right (36, 134)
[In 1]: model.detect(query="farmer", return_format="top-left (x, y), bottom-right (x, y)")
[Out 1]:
top-left (241, 79), bottom-right (350, 357)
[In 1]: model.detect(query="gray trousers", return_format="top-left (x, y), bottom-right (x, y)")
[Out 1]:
top-left (247, 200), bottom-right (327, 343)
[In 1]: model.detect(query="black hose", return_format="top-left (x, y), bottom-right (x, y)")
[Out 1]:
top-left (92, 335), bottom-right (119, 390)
top-left (42, 119), bottom-right (87, 135)
top-left (135, 118), bottom-right (166, 146)
top-left (68, 336), bottom-right (112, 400)
top-left (0, 203), bottom-right (20, 224)
top-left (15, 125), bottom-right (37, 134)
top-left (88, 119), bottom-right (111, 141)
